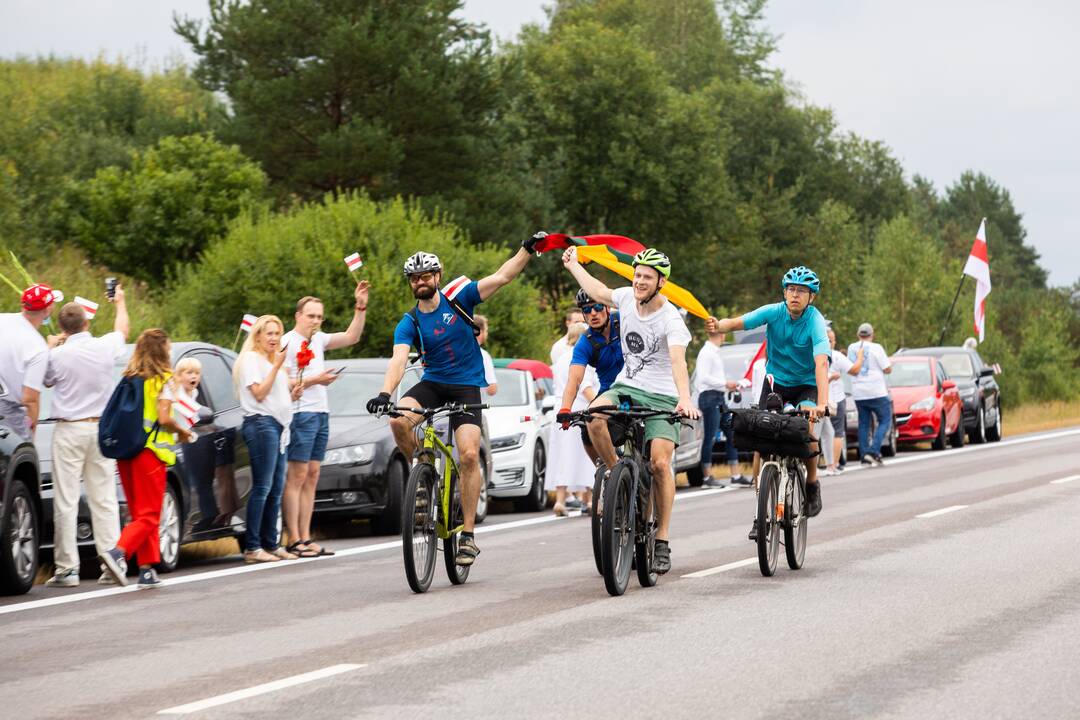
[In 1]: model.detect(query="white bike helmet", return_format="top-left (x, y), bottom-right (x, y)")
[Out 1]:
top-left (403, 251), bottom-right (442, 276)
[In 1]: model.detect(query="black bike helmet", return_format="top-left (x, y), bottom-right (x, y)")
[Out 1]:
top-left (575, 288), bottom-right (596, 308)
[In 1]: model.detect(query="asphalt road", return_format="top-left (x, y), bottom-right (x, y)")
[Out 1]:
top-left (3, 427), bottom-right (1079, 719)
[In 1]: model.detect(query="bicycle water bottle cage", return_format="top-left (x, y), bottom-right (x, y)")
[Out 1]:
top-left (618, 394), bottom-right (633, 412)
top-left (765, 392), bottom-right (783, 412)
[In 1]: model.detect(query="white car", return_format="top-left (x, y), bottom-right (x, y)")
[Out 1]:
top-left (485, 367), bottom-right (553, 511)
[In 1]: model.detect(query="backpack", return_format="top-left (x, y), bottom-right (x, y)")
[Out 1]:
top-left (586, 313), bottom-right (620, 367)
top-left (98, 376), bottom-right (158, 460)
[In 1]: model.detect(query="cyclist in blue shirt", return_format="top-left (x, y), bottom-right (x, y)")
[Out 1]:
top-left (368, 233), bottom-right (544, 566)
top-left (707, 266), bottom-right (830, 533)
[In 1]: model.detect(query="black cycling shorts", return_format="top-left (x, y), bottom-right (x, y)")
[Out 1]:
top-left (757, 381), bottom-right (817, 411)
top-left (401, 380), bottom-right (483, 432)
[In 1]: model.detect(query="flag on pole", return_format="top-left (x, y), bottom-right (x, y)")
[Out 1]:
top-left (962, 219), bottom-right (991, 342)
top-left (74, 296), bottom-right (99, 320)
top-left (344, 252), bottom-right (363, 272)
top-left (240, 314), bottom-right (257, 333)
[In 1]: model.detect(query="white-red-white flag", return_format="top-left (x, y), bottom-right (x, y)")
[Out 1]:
top-left (74, 295), bottom-right (99, 320)
top-left (173, 393), bottom-right (201, 430)
top-left (744, 339), bottom-right (767, 382)
top-left (240, 314), bottom-right (257, 333)
top-left (442, 275), bottom-right (471, 301)
top-left (344, 252), bottom-right (363, 272)
top-left (962, 219), bottom-right (991, 342)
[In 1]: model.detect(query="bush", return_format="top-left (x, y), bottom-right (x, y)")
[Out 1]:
top-left (168, 193), bottom-right (551, 360)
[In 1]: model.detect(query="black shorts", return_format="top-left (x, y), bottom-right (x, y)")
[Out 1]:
top-left (401, 380), bottom-right (483, 432)
top-left (579, 418), bottom-right (628, 449)
top-left (757, 381), bottom-right (817, 411)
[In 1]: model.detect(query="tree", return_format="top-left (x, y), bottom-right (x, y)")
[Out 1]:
top-left (62, 134), bottom-right (268, 281)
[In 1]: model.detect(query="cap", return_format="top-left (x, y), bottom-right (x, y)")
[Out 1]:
top-left (857, 322), bottom-right (873, 337)
top-left (21, 283), bottom-right (59, 312)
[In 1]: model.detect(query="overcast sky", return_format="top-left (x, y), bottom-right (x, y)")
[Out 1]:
top-left (1, 0), bottom-right (1075, 287)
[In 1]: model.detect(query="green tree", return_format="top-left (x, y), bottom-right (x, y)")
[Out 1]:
top-left (62, 134), bottom-right (268, 281)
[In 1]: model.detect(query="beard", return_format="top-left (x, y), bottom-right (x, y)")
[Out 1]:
top-left (413, 284), bottom-right (437, 300)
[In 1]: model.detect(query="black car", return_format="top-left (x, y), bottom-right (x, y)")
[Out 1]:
top-left (0, 379), bottom-right (42, 595)
top-left (314, 359), bottom-right (493, 531)
top-left (894, 346), bottom-right (1002, 444)
top-left (37, 342), bottom-right (254, 573)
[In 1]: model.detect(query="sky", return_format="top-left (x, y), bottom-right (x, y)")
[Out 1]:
top-left (1, 0), bottom-right (1075, 287)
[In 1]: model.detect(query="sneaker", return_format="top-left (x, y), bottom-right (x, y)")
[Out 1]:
top-left (455, 535), bottom-right (480, 566)
top-left (703, 476), bottom-right (726, 488)
top-left (652, 540), bottom-right (671, 575)
top-left (836, 464), bottom-right (846, 473)
top-left (45, 568), bottom-right (80, 588)
top-left (748, 519), bottom-right (758, 541)
top-left (137, 567), bottom-right (163, 590)
top-left (860, 457), bottom-right (873, 467)
top-left (872, 455), bottom-right (884, 467)
top-left (97, 548), bottom-right (129, 587)
top-left (97, 571), bottom-right (117, 586)
top-left (806, 483), bottom-right (822, 517)
top-left (729, 474), bottom-right (753, 487)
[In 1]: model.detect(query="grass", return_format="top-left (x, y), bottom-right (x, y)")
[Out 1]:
top-left (1002, 399), bottom-right (1080, 436)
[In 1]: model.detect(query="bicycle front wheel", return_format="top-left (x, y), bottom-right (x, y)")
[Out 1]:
top-left (756, 464), bottom-right (780, 577)
top-left (444, 471), bottom-right (470, 585)
top-left (601, 461), bottom-right (635, 596)
top-left (784, 467), bottom-right (807, 570)
top-left (635, 477), bottom-right (658, 588)
top-left (402, 463), bottom-right (438, 593)
top-left (591, 464), bottom-right (605, 576)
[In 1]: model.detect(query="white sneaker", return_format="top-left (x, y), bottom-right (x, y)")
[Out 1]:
top-left (45, 568), bottom-right (80, 588)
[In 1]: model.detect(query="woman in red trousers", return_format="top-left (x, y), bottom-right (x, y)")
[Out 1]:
top-left (98, 329), bottom-right (192, 589)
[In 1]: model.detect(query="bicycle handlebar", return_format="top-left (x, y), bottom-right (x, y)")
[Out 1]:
top-left (382, 402), bottom-right (489, 420)
top-left (564, 404), bottom-right (692, 429)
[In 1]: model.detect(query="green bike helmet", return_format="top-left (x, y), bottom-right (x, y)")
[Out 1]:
top-left (782, 265), bottom-right (820, 293)
top-left (632, 248), bottom-right (671, 278)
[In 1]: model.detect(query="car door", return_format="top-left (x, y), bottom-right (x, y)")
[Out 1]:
top-left (938, 362), bottom-right (961, 432)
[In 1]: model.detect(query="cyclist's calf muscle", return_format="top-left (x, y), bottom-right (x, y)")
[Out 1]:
top-left (389, 395), bottom-right (424, 459)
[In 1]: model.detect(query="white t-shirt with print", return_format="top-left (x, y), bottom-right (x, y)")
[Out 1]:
top-left (828, 349), bottom-right (852, 406)
top-left (609, 287), bottom-right (692, 398)
top-left (480, 348), bottom-right (496, 386)
top-left (847, 341), bottom-right (891, 400)
top-left (238, 351), bottom-right (294, 447)
top-left (283, 330), bottom-right (330, 414)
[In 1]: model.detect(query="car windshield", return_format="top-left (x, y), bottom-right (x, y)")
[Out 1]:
top-left (888, 362), bottom-right (932, 388)
top-left (938, 353), bottom-right (975, 380)
top-left (327, 372), bottom-right (387, 415)
top-left (489, 368), bottom-right (529, 407)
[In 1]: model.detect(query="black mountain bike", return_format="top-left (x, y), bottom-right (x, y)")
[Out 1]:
top-left (570, 403), bottom-right (688, 596)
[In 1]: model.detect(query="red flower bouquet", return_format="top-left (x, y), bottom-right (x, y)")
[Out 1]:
top-left (295, 340), bottom-right (315, 407)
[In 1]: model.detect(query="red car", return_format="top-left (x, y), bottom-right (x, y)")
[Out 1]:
top-left (888, 356), bottom-right (965, 450)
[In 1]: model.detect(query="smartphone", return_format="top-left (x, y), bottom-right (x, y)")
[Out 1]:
top-left (330, 366), bottom-right (346, 375)
top-left (105, 277), bottom-right (118, 300)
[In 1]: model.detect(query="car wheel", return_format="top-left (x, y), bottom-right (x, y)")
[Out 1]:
top-left (515, 441), bottom-right (547, 512)
top-left (0, 479), bottom-right (39, 595)
top-left (969, 406), bottom-right (987, 444)
top-left (372, 459), bottom-right (406, 535)
top-left (931, 414), bottom-right (947, 450)
top-left (156, 483), bottom-right (182, 573)
top-left (881, 421), bottom-right (897, 457)
top-left (986, 404), bottom-right (1003, 442)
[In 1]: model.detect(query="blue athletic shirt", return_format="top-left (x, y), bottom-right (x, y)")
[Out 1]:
top-left (740, 302), bottom-right (829, 388)
top-left (393, 282), bottom-right (486, 387)
top-left (569, 312), bottom-right (623, 393)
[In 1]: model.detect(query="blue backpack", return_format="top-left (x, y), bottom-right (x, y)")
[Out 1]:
top-left (98, 376), bottom-right (157, 460)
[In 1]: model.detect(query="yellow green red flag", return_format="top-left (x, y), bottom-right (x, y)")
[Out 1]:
top-left (575, 245), bottom-right (710, 319)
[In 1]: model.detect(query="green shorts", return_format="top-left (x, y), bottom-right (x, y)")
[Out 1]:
top-left (597, 382), bottom-right (681, 446)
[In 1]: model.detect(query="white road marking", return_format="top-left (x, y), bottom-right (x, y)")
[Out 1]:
top-left (916, 505), bottom-right (969, 519)
top-left (682, 557), bottom-right (756, 578)
top-left (1050, 475), bottom-right (1080, 485)
top-left (157, 663), bottom-right (364, 715)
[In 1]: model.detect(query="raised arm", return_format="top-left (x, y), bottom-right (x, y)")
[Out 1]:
top-left (561, 247), bottom-right (614, 306)
top-left (326, 280), bottom-right (370, 350)
top-left (248, 349), bottom-right (288, 403)
top-left (705, 315), bottom-right (746, 334)
top-left (476, 248), bottom-right (533, 301)
top-left (847, 345), bottom-right (865, 375)
top-left (112, 284), bottom-right (130, 340)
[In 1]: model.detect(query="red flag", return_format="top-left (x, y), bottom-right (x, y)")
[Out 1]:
top-left (744, 340), bottom-right (767, 382)
top-left (962, 219), bottom-right (991, 341)
top-left (533, 233), bottom-right (646, 259)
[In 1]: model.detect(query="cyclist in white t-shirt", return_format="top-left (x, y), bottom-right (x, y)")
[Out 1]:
top-left (562, 246), bottom-right (699, 575)
top-left (847, 323), bottom-right (892, 466)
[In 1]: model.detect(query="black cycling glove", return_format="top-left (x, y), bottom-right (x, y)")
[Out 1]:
top-left (522, 230), bottom-right (547, 254)
top-left (367, 392), bottom-right (391, 415)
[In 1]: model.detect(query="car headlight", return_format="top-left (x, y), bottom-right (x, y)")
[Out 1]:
top-left (491, 433), bottom-right (526, 452)
top-left (322, 444), bottom-right (375, 466)
top-left (910, 395), bottom-right (936, 411)
top-left (959, 388), bottom-right (976, 399)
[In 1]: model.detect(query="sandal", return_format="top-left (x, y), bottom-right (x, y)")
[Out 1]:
top-left (553, 502), bottom-right (567, 517)
top-left (286, 541), bottom-right (319, 558)
top-left (302, 539), bottom-right (335, 557)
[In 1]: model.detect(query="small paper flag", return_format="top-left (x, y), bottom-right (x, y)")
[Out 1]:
top-left (344, 252), bottom-right (363, 272)
top-left (240, 314), bottom-right (257, 332)
top-left (174, 394), bottom-right (201, 429)
top-left (74, 295), bottom-right (99, 320)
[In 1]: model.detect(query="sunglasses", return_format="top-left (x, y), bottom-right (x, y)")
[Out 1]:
top-left (580, 304), bottom-right (606, 314)
top-left (408, 272), bottom-right (436, 284)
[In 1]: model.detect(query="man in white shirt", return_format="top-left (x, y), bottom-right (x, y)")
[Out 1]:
top-left (42, 286), bottom-right (130, 587)
top-left (281, 282), bottom-right (369, 557)
top-left (550, 308), bottom-right (585, 364)
top-left (847, 323), bottom-right (893, 466)
top-left (475, 314), bottom-right (498, 396)
top-left (694, 327), bottom-right (746, 488)
top-left (821, 327), bottom-right (863, 475)
top-left (0, 283), bottom-right (57, 441)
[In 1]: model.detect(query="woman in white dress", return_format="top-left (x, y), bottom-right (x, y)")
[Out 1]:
top-left (547, 322), bottom-right (600, 516)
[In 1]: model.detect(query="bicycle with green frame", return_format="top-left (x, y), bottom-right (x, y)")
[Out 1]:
top-left (382, 402), bottom-right (488, 594)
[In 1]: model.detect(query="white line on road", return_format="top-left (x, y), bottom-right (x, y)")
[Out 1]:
top-left (682, 557), bottom-right (756, 578)
top-left (157, 663), bottom-right (365, 715)
top-left (916, 505), bottom-right (969, 519)
top-left (1050, 475), bottom-right (1080, 485)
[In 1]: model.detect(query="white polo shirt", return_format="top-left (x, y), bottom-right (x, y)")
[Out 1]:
top-left (44, 331), bottom-right (126, 420)
top-left (0, 313), bottom-right (48, 400)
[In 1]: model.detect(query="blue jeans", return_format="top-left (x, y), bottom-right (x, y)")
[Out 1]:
top-left (698, 390), bottom-right (738, 469)
top-left (242, 415), bottom-right (286, 552)
top-left (856, 396), bottom-right (893, 459)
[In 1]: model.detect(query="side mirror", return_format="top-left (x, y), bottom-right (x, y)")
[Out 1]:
top-left (979, 367), bottom-right (996, 378)
top-left (195, 406), bottom-right (214, 426)
top-left (541, 394), bottom-right (557, 413)
top-left (942, 380), bottom-right (957, 390)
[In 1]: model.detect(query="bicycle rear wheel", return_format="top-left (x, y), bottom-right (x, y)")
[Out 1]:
top-left (784, 466), bottom-right (807, 570)
top-left (402, 463), bottom-right (438, 593)
top-left (601, 461), bottom-right (635, 596)
top-left (444, 471), bottom-right (470, 585)
top-left (591, 464), bottom-right (605, 576)
top-left (635, 477), bottom-right (658, 588)
top-left (756, 464), bottom-right (780, 577)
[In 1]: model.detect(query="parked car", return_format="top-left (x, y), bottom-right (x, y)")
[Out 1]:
top-left (843, 374), bottom-right (897, 457)
top-left (887, 356), bottom-right (964, 450)
top-left (483, 367), bottom-right (553, 511)
top-left (37, 342), bottom-right (254, 573)
top-left (315, 358), bottom-right (493, 530)
top-left (0, 379), bottom-right (42, 595)
top-left (894, 346), bottom-right (1002, 444)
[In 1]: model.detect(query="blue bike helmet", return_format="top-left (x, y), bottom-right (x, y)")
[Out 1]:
top-left (781, 266), bottom-right (820, 293)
